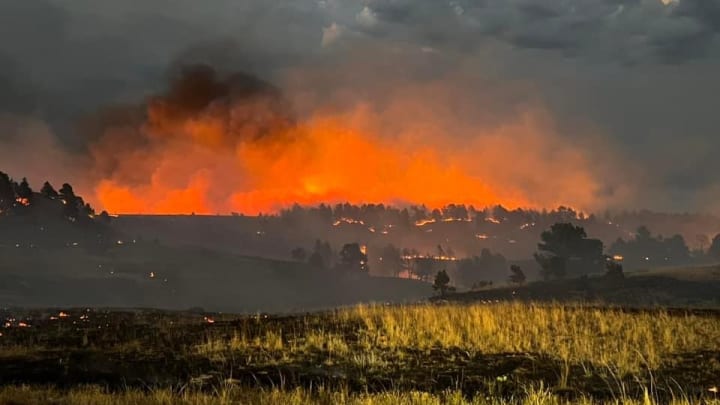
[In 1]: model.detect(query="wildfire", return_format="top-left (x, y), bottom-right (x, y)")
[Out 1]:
top-left (15, 197), bottom-right (30, 207)
top-left (414, 219), bottom-right (436, 227)
top-left (402, 254), bottom-right (457, 261)
top-left (84, 66), bottom-right (607, 215)
top-left (333, 217), bottom-right (366, 226)
top-left (442, 217), bottom-right (472, 223)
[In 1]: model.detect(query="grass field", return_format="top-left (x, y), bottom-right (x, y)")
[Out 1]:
top-left (2, 385), bottom-right (720, 405)
top-left (1, 302), bottom-right (720, 404)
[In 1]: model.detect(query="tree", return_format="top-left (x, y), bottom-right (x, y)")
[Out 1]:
top-left (456, 249), bottom-right (507, 286)
top-left (508, 265), bottom-right (526, 285)
top-left (313, 239), bottom-right (333, 268)
top-left (339, 243), bottom-right (368, 272)
top-left (605, 260), bottom-right (624, 281)
top-left (0, 171), bottom-right (15, 212)
top-left (97, 210), bottom-right (112, 225)
top-left (41, 181), bottom-right (58, 199)
top-left (14, 178), bottom-right (33, 206)
top-left (432, 269), bottom-right (452, 297)
top-left (413, 257), bottom-right (436, 281)
top-left (664, 234), bottom-right (690, 263)
top-left (534, 223), bottom-right (604, 280)
top-left (610, 226), bottom-right (691, 268)
top-left (377, 244), bottom-right (404, 277)
top-left (59, 183), bottom-right (75, 200)
top-left (59, 183), bottom-right (80, 220)
top-left (535, 254), bottom-right (567, 280)
top-left (710, 234), bottom-right (720, 261)
top-left (291, 247), bottom-right (307, 262)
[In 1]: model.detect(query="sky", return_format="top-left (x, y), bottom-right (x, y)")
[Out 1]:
top-left (0, 0), bottom-right (719, 214)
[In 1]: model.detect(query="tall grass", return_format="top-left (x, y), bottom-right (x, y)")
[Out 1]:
top-left (0, 385), bottom-right (717, 405)
top-left (198, 302), bottom-right (720, 374)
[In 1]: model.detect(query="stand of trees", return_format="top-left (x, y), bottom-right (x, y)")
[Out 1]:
top-left (710, 234), bottom-right (720, 261)
top-left (293, 239), bottom-right (369, 273)
top-left (0, 170), bottom-right (115, 251)
top-left (609, 226), bottom-right (690, 268)
top-left (456, 249), bottom-right (507, 287)
top-left (534, 223), bottom-right (605, 280)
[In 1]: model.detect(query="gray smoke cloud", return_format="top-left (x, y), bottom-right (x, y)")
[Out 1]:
top-left (0, 0), bottom-right (718, 213)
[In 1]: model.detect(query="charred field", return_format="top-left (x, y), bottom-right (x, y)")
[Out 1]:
top-left (1, 302), bottom-right (720, 404)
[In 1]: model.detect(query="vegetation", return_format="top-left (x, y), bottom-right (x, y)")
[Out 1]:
top-left (457, 249), bottom-right (507, 287)
top-left (509, 265), bottom-right (526, 285)
top-left (534, 223), bottom-right (605, 280)
top-left (0, 385), bottom-right (718, 405)
top-left (707, 233), bottom-right (720, 261)
top-left (2, 302), bottom-right (720, 403)
top-left (339, 242), bottom-right (369, 273)
top-left (609, 227), bottom-right (691, 269)
top-left (432, 269), bottom-right (452, 296)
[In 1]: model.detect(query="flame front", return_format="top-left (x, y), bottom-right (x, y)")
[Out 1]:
top-left (90, 68), bottom-right (608, 215)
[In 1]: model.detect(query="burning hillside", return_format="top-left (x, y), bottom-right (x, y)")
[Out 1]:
top-left (88, 65), bottom-right (612, 215)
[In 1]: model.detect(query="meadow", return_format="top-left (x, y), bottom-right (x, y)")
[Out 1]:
top-left (1, 302), bottom-right (720, 404)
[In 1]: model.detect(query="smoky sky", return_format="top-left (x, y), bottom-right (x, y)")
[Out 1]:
top-left (1, 0), bottom-right (719, 213)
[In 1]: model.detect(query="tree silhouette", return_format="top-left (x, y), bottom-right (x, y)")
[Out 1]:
top-left (605, 260), bottom-right (624, 281)
top-left (433, 269), bottom-right (452, 297)
top-left (534, 223), bottom-right (603, 280)
top-left (508, 265), bottom-right (526, 285)
top-left (709, 234), bottom-right (720, 261)
top-left (339, 243), bottom-right (368, 272)
top-left (14, 178), bottom-right (33, 206)
top-left (309, 239), bottom-right (333, 269)
top-left (59, 183), bottom-right (80, 220)
top-left (413, 257), bottom-right (436, 281)
top-left (41, 181), bottom-right (59, 199)
top-left (378, 243), bottom-right (404, 276)
top-left (609, 226), bottom-right (691, 267)
top-left (456, 249), bottom-right (507, 287)
top-left (0, 171), bottom-right (14, 212)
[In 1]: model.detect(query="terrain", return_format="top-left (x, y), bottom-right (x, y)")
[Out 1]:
top-left (1, 302), bottom-right (720, 404)
top-left (440, 264), bottom-right (720, 309)
top-left (0, 242), bottom-right (429, 313)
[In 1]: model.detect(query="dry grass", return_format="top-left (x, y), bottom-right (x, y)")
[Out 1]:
top-left (0, 385), bottom-right (717, 405)
top-left (197, 302), bottom-right (720, 374)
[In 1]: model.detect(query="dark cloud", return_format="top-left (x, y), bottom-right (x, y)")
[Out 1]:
top-left (674, 0), bottom-right (720, 31)
top-left (0, 55), bottom-right (36, 115)
top-left (350, 0), bottom-right (720, 63)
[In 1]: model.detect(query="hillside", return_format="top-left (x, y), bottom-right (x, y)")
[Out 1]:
top-left (0, 242), bottom-right (430, 312)
top-left (438, 264), bottom-right (720, 308)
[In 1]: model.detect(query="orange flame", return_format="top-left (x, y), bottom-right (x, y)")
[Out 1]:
top-left (91, 79), bottom-right (607, 215)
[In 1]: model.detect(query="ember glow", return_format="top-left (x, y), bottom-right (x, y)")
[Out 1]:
top-left (87, 66), bottom-right (609, 215)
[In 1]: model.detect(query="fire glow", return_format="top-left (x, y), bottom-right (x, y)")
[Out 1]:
top-left (88, 67), bottom-right (607, 215)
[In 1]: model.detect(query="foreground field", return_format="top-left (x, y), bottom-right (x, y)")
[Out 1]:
top-left (2, 386), bottom-right (720, 405)
top-left (1, 303), bottom-right (720, 403)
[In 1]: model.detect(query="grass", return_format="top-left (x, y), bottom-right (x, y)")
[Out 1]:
top-left (2, 302), bottom-right (720, 402)
top-left (198, 302), bottom-right (720, 374)
top-left (0, 385), bottom-right (718, 405)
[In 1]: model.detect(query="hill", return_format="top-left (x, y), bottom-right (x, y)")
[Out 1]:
top-left (437, 264), bottom-right (720, 308)
top-left (0, 242), bottom-right (430, 312)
